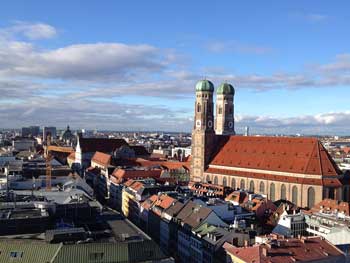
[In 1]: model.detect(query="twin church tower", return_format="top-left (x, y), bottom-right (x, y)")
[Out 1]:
top-left (191, 80), bottom-right (235, 182)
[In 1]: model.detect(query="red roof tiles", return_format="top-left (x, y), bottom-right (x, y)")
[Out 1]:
top-left (311, 198), bottom-right (350, 216)
top-left (209, 136), bottom-right (341, 176)
top-left (111, 168), bottom-right (162, 184)
top-left (224, 236), bottom-right (345, 263)
top-left (91, 151), bottom-right (112, 166)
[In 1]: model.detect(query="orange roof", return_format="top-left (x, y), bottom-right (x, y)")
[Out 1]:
top-left (123, 179), bottom-right (135, 187)
top-left (210, 136), bottom-right (341, 176)
top-left (155, 194), bottom-right (176, 210)
top-left (141, 195), bottom-right (158, 210)
top-left (129, 181), bottom-right (145, 192)
top-left (112, 168), bottom-right (162, 184)
top-left (311, 198), bottom-right (350, 216)
top-left (224, 236), bottom-right (344, 263)
top-left (91, 151), bottom-right (112, 166)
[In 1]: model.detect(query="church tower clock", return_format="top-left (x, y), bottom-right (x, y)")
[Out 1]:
top-left (190, 80), bottom-right (216, 182)
top-left (215, 82), bottom-right (235, 135)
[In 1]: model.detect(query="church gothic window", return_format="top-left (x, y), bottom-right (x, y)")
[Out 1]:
top-left (206, 175), bottom-right (211, 183)
top-left (281, 184), bottom-right (286, 200)
top-left (259, 181), bottom-right (265, 193)
top-left (223, 177), bottom-right (227, 186)
top-left (270, 183), bottom-right (276, 201)
top-left (214, 176), bottom-right (218, 185)
top-left (307, 187), bottom-right (315, 208)
top-left (219, 107), bottom-right (222, 114)
top-left (231, 178), bottom-right (236, 189)
top-left (292, 186), bottom-right (298, 205)
top-left (240, 179), bottom-right (245, 190)
top-left (249, 181), bottom-right (255, 193)
top-left (197, 103), bottom-right (201, 113)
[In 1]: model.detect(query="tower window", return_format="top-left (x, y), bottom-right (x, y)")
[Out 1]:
top-left (218, 107), bottom-right (222, 114)
top-left (197, 103), bottom-right (201, 113)
top-left (229, 107), bottom-right (233, 114)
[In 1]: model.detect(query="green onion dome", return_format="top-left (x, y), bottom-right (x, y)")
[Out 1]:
top-left (217, 82), bottom-right (235, 95)
top-left (195, 79), bottom-right (214, 92)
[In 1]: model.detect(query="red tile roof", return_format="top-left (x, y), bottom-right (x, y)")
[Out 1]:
top-left (111, 168), bottom-right (162, 184)
top-left (78, 137), bottom-right (128, 153)
top-left (141, 195), bottom-right (158, 210)
top-left (311, 198), bottom-right (350, 216)
top-left (91, 151), bottom-right (112, 166)
top-left (224, 236), bottom-right (345, 263)
top-left (209, 136), bottom-right (341, 176)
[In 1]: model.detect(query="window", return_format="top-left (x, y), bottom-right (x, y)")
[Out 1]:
top-left (223, 177), bottom-right (227, 186)
top-left (249, 181), bottom-right (255, 193)
top-left (270, 183), bottom-right (276, 202)
top-left (197, 103), bottom-right (201, 113)
top-left (307, 187), bottom-right (315, 208)
top-left (292, 186), bottom-right (298, 205)
top-left (10, 252), bottom-right (23, 258)
top-left (231, 178), bottom-right (236, 189)
top-left (206, 175), bottom-right (211, 183)
top-left (214, 176), bottom-right (218, 185)
top-left (89, 252), bottom-right (104, 260)
top-left (240, 179), bottom-right (245, 190)
top-left (259, 181), bottom-right (265, 193)
top-left (281, 184), bottom-right (286, 200)
top-left (218, 107), bottom-right (222, 114)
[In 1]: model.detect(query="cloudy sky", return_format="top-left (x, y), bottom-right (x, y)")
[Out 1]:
top-left (1, 1), bottom-right (350, 135)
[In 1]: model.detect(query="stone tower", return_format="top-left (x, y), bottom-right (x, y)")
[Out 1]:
top-left (215, 82), bottom-right (235, 135)
top-left (190, 80), bottom-right (216, 182)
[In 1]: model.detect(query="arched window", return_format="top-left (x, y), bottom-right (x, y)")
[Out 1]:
top-left (292, 186), bottom-right (298, 205)
top-left (218, 107), bottom-right (223, 114)
top-left (270, 183), bottom-right (276, 202)
top-left (206, 175), bottom-right (211, 183)
top-left (280, 184), bottom-right (286, 200)
top-left (223, 177), bottom-right (227, 186)
top-left (197, 103), bottom-right (201, 113)
top-left (240, 179), bottom-right (245, 190)
top-left (259, 181), bottom-right (265, 193)
top-left (249, 181), bottom-right (255, 193)
top-left (307, 187), bottom-right (315, 208)
top-left (229, 107), bottom-right (233, 114)
top-left (231, 178), bottom-right (236, 190)
top-left (214, 176), bottom-right (218, 185)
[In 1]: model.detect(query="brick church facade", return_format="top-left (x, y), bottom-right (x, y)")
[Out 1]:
top-left (190, 80), bottom-right (350, 208)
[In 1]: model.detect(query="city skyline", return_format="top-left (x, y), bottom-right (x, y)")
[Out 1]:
top-left (1, 1), bottom-right (350, 134)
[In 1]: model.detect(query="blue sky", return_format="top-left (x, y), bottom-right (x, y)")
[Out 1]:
top-left (0, 1), bottom-right (350, 134)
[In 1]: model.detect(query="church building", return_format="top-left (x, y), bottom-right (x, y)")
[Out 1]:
top-left (190, 80), bottom-right (350, 208)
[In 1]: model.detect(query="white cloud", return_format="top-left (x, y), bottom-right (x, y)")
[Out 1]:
top-left (206, 40), bottom-right (271, 54)
top-left (1, 21), bottom-right (57, 40)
